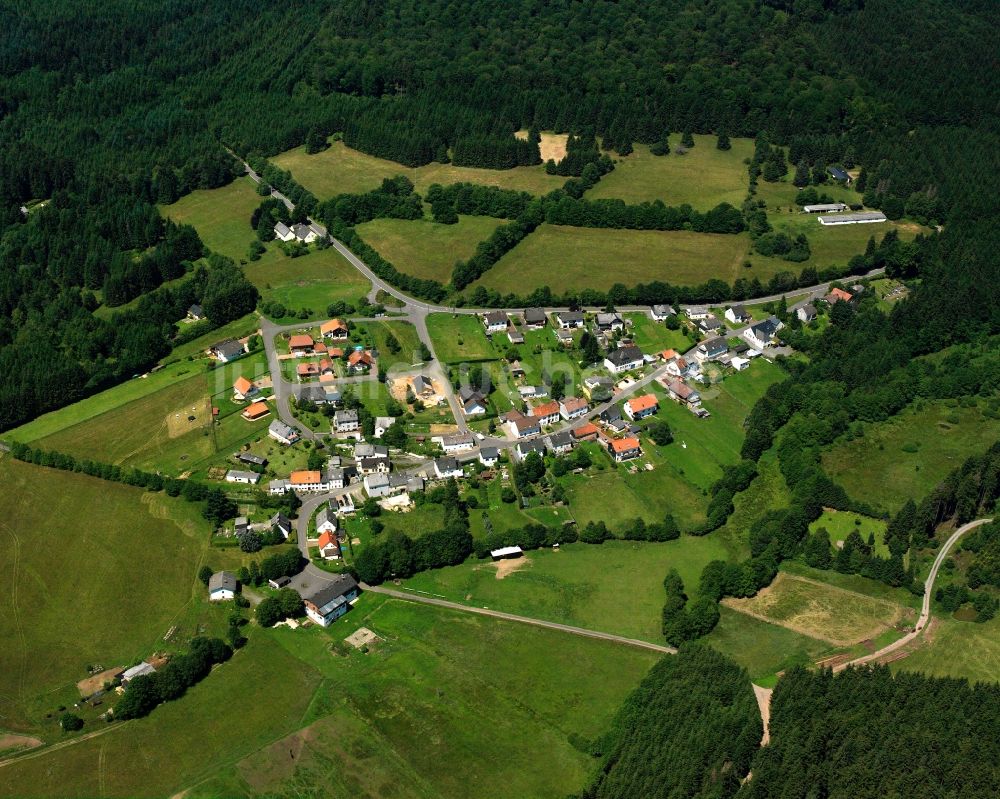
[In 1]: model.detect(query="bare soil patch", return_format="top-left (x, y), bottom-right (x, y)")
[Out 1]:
top-left (76, 667), bottom-right (124, 697)
top-left (494, 555), bottom-right (530, 580)
top-left (516, 130), bottom-right (568, 162)
top-left (752, 684), bottom-right (772, 746)
top-left (344, 627), bottom-right (381, 649)
top-left (389, 375), bottom-right (447, 407)
top-left (0, 733), bottom-right (42, 753)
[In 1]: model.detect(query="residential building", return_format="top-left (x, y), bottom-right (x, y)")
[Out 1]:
top-left (412, 374), bottom-right (433, 397)
top-left (208, 571), bottom-right (237, 602)
top-left (523, 308), bottom-right (548, 328)
top-left (697, 315), bottom-right (725, 334)
top-left (187, 303), bottom-right (204, 320)
top-left (509, 360), bottom-right (525, 378)
top-left (515, 439), bottom-right (547, 461)
top-left (504, 410), bottom-right (541, 439)
top-left (547, 430), bottom-right (575, 455)
top-left (482, 311), bottom-right (509, 334)
top-left (595, 312), bottom-right (624, 332)
top-left (724, 305), bottom-right (752, 325)
top-left (554, 311), bottom-right (585, 329)
top-left (288, 334), bottom-right (314, 354)
top-left (211, 339), bottom-right (246, 362)
top-left (573, 422), bottom-right (600, 441)
top-left (664, 356), bottom-right (690, 377)
top-left (608, 437), bottom-right (642, 462)
top-left (796, 303), bottom-right (817, 323)
top-left (335, 493), bottom-right (356, 514)
top-left (434, 456), bottom-right (463, 479)
top-left (554, 328), bottom-right (574, 346)
top-left (685, 305), bottom-right (711, 321)
top-left (650, 304), bottom-right (676, 321)
top-left (268, 419), bottom-right (300, 445)
top-left (303, 575), bottom-right (359, 626)
top-left (507, 327), bottom-right (525, 345)
top-left (297, 362), bottom-right (320, 378)
top-left (440, 432), bottom-right (476, 453)
top-left (559, 396), bottom-right (589, 420)
top-left (599, 406), bottom-right (622, 425)
top-left (665, 379), bottom-right (702, 406)
top-left (225, 469), bottom-right (260, 485)
top-left (358, 456), bottom-right (390, 475)
top-left (827, 166), bottom-right (851, 183)
top-left (274, 221), bottom-right (294, 241)
top-left (232, 376), bottom-right (259, 401)
top-left (624, 394), bottom-right (659, 420)
top-left (268, 576), bottom-right (291, 590)
top-left (122, 662), bottom-right (156, 685)
top-left (334, 409), bottom-right (359, 433)
top-left (518, 384), bottom-right (548, 400)
top-left (268, 478), bottom-right (291, 495)
top-left (237, 452), bottom-right (266, 467)
top-left (316, 506), bottom-right (338, 535)
top-left (818, 211), bottom-right (886, 226)
top-left (347, 350), bottom-right (373, 373)
top-left (317, 531), bottom-right (340, 560)
top-left (693, 337), bottom-right (728, 363)
top-left (604, 345), bottom-right (644, 374)
top-left (271, 513), bottom-right (292, 540)
top-left (354, 443), bottom-right (388, 459)
top-left (731, 356), bottom-right (750, 371)
top-left (581, 375), bottom-right (614, 402)
top-left (743, 316), bottom-right (784, 349)
top-left (320, 319), bottom-right (349, 340)
top-left (458, 387), bottom-right (488, 416)
top-left (479, 447), bottom-right (500, 466)
top-left (825, 287), bottom-right (854, 304)
top-left (296, 385), bottom-right (330, 406)
top-left (529, 400), bottom-right (561, 426)
top-left (326, 466), bottom-right (352, 489)
top-left (373, 416), bottom-right (396, 438)
top-left (290, 470), bottom-right (332, 492)
top-left (242, 401), bottom-right (270, 421)
top-left (364, 473), bottom-right (393, 497)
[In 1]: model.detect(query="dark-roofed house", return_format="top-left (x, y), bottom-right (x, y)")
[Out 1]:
top-left (271, 512), bottom-right (292, 539)
top-left (459, 386), bottom-right (488, 416)
top-left (507, 327), bottom-right (525, 345)
top-left (434, 456), bottom-right (463, 479)
top-left (595, 312), bottom-right (624, 332)
top-left (211, 339), bottom-right (246, 363)
top-left (547, 430), bottom-right (575, 455)
top-left (515, 439), bottom-right (547, 461)
top-left (555, 311), bottom-right (585, 329)
top-left (503, 410), bottom-right (541, 439)
top-left (604, 345), bottom-right (644, 374)
top-left (237, 452), bottom-right (266, 467)
top-left (743, 316), bottom-right (784, 348)
top-left (827, 166), bottom-right (851, 183)
top-left (268, 419), bottom-right (300, 445)
top-left (725, 305), bottom-right (752, 325)
top-left (303, 575), bottom-right (359, 626)
top-left (794, 302), bottom-right (817, 323)
top-left (697, 315), bottom-right (725, 334)
top-left (666, 379), bottom-right (701, 406)
top-left (334, 409), bottom-right (359, 433)
top-left (479, 447), bottom-right (500, 466)
top-left (523, 308), bottom-right (548, 328)
top-left (187, 304), bottom-right (204, 320)
top-left (315, 506), bottom-right (338, 534)
top-left (412, 374), bottom-right (433, 397)
top-left (650, 304), bottom-right (675, 321)
top-left (693, 337), bottom-right (728, 363)
top-left (225, 469), bottom-right (260, 485)
top-left (208, 571), bottom-right (238, 601)
top-left (482, 311), bottom-right (509, 334)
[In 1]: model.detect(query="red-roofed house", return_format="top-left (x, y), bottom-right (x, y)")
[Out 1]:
top-left (825, 287), bottom-right (853, 304)
top-left (559, 396), bottom-right (589, 420)
top-left (242, 401), bottom-right (270, 421)
top-left (297, 362), bottom-right (320, 378)
top-left (657, 349), bottom-right (679, 362)
top-left (624, 394), bottom-right (659, 420)
top-left (289, 334), bottom-right (314, 354)
top-left (317, 530), bottom-right (341, 560)
top-left (233, 376), bottom-right (258, 401)
top-left (608, 436), bottom-right (642, 462)
top-left (347, 350), bottom-right (373, 373)
top-left (321, 319), bottom-right (349, 340)
top-left (572, 422), bottom-right (600, 441)
top-left (529, 400), bottom-right (561, 426)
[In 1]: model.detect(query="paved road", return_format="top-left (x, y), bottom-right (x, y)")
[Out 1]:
top-left (836, 517), bottom-right (993, 671)
top-left (366, 584), bottom-right (676, 654)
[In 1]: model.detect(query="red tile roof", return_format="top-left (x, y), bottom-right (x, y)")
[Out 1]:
top-left (610, 436), bottom-right (641, 453)
top-left (626, 394), bottom-right (659, 414)
top-left (233, 376), bottom-right (253, 395)
top-left (289, 334), bottom-right (314, 349)
top-left (318, 531), bottom-right (338, 550)
top-left (573, 422), bottom-right (600, 439)
top-left (290, 470), bottom-right (322, 485)
top-left (242, 401), bottom-right (270, 419)
top-left (531, 400), bottom-right (561, 419)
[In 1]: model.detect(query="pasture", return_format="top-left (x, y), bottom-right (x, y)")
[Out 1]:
top-left (272, 140), bottom-right (566, 199)
top-left (895, 614), bottom-right (1000, 685)
top-left (821, 399), bottom-right (1000, 513)
top-left (243, 245), bottom-right (371, 318)
top-left (426, 313), bottom-right (498, 363)
top-left (624, 313), bottom-right (692, 353)
top-left (0, 458), bottom-right (210, 733)
top-left (159, 176), bottom-right (262, 261)
top-left (809, 509), bottom-right (889, 557)
top-left (722, 571), bottom-right (912, 646)
top-left (401, 539), bottom-right (729, 643)
top-left (586, 136), bottom-right (754, 209)
top-left (356, 215), bottom-right (503, 283)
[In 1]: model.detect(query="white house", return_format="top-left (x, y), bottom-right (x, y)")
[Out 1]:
top-left (316, 506), bottom-right (338, 535)
top-left (438, 432), bottom-right (476, 454)
top-left (268, 419), bottom-right (300, 445)
top-left (317, 531), bottom-right (340, 560)
top-left (604, 345), bottom-right (644, 374)
top-left (433, 457), bottom-right (463, 479)
top-left (303, 575), bottom-right (359, 626)
top-left (270, 512), bottom-right (293, 539)
top-left (529, 400), bottom-right (562, 426)
top-left (274, 221), bottom-right (295, 242)
top-left (685, 306), bottom-right (711, 321)
top-left (225, 470), bottom-right (260, 485)
top-left (693, 337), bottom-right (728, 364)
top-left (458, 387), bottom-right (488, 416)
top-left (208, 571), bottom-right (237, 602)
top-left (554, 311), bottom-right (585, 329)
top-left (373, 416), bottom-right (396, 438)
top-left (724, 305), bottom-right (752, 325)
top-left (559, 396), bottom-right (589, 420)
top-left (743, 316), bottom-right (784, 349)
top-left (624, 394), bottom-right (659, 420)
top-left (479, 447), bottom-right (500, 467)
top-left (364, 473), bottom-right (393, 498)
top-left (595, 312), bottom-right (624, 332)
top-left (731, 356), bottom-right (751, 371)
top-left (482, 311), bottom-right (509, 335)
top-left (794, 302), bottom-right (817, 323)
top-left (515, 439), bottom-right (547, 461)
top-left (334, 409), bottom-right (359, 433)
top-left (546, 430), bottom-right (575, 456)
top-left (650, 304), bottom-right (675, 321)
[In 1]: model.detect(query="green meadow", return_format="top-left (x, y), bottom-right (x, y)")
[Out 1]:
top-left (159, 176), bottom-right (262, 261)
top-left (425, 313), bottom-right (497, 363)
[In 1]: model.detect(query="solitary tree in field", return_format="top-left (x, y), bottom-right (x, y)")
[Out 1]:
top-left (716, 132), bottom-right (731, 150)
top-left (681, 130), bottom-right (695, 148)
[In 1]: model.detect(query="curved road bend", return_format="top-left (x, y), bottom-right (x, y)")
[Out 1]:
top-left (836, 517), bottom-right (993, 671)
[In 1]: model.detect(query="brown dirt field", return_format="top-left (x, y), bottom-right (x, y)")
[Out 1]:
top-left (0, 733), bottom-right (42, 753)
top-left (76, 667), bottom-right (124, 697)
top-left (494, 555), bottom-right (530, 580)
top-left (344, 627), bottom-right (381, 649)
top-left (389, 375), bottom-right (446, 406)
top-left (429, 423), bottom-right (460, 435)
top-left (515, 130), bottom-right (568, 162)
top-left (752, 684), bottom-right (772, 746)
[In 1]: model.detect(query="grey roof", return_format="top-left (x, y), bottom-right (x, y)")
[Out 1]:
top-left (269, 419), bottom-right (299, 440)
top-left (412, 375), bottom-right (430, 393)
top-left (750, 316), bottom-right (782, 340)
top-left (728, 304), bottom-right (750, 318)
top-left (818, 211), bottom-right (887, 224)
top-left (517, 439), bottom-right (547, 457)
top-left (292, 222), bottom-right (312, 240)
top-left (548, 430), bottom-right (574, 449)
top-left (595, 312), bottom-right (623, 326)
top-left (122, 662), bottom-right (156, 681)
top-left (459, 386), bottom-right (486, 403)
top-left (699, 337), bottom-right (728, 355)
top-left (365, 472), bottom-right (391, 489)
top-left (606, 345), bottom-right (643, 367)
top-left (556, 310), bottom-right (585, 322)
top-left (686, 305), bottom-right (709, 315)
top-left (188, 304), bottom-right (203, 316)
top-left (297, 385), bottom-right (328, 404)
top-left (651, 304), bottom-right (675, 316)
top-left (435, 456), bottom-right (460, 473)
top-left (797, 303), bottom-right (817, 317)
top-left (442, 432), bottom-right (475, 447)
top-left (584, 375), bottom-right (613, 387)
top-left (699, 316), bottom-right (724, 329)
top-left (304, 574), bottom-right (359, 610)
top-left (600, 407), bottom-right (622, 423)
top-left (325, 466), bottom-right (347, 484)
top-left (359, 455), bottom-right (390, 470)
top-left (355, 443), bottom-right (388, 458)
top-left (388, 473), bottom-right (412, 488)
top-left (335, 409), bottom-right (359, 424)
top-left (212, 339), bottom-right (244, 359)
top-left (237, 452), bottom-right (266, 465)
top-left (269, 478), bottom-right (290, 492)
top-left (483, 311), bottom-right (508, 326)
top-left (316, 507), bottom-right (336, 529)
top-left (523, 307), bottom-right (547, 324)
top-left (274, 221), bottom-right (291, 237)
top-left (235, 516), bottom-right (248, 528)
top-left (209, 571), bottom-right (238, 593)
top-left (225, 469), bottom-right (259, 482)
top-left (827, 166), bottom-right (850, 181)
top-left (803, 203), bottom-right (848, 212)
top-left (480, 447), bottom-right (500, 459)
top-left (270, 512), bottom-right (292, 532)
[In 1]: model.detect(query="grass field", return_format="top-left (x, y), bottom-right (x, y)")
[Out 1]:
top-left (426, 313), bottom-right (497, 363)
top-left (273, 140), bottom-right (566, 199)
top-left (587, 136), bottom-right (754, 209)
top-left (810, 509), bottom-right (889, 557)
top-left (243, 245), bottom-right (371, 318)
top-left (754, 178), bottom-right (859, 212)
top-left (723, 571), bottom-right (912, 646)
top-left (0, 458), bottom-right (211, 733)
top-left (704, 607), bottom-right (834, 684)
top-left (159, 177), bottom-right (262, 261)
top-left (356, 215), bottom-right (503, 283)
top-left (624, 313), bottom-right (692, 353)
top-left (895, 614), bottom-right (1000, 684)
top-left (402, 539), bottom-right (729, 643)
top-left (821, 399), bottom-right (1000, 513)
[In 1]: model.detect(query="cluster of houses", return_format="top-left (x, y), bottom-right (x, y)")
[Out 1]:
top-left (274, 220), bottom-right (325, 244)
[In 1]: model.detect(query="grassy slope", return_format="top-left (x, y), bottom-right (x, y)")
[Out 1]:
top-left (896, 615), bottom-right (1000, 684)
top-left (159, 176), bottom-right (262, 261)
top-left (356, 215), bottom-right (503, 283)
top-left (425, 313), bottom-right (497, 363)
top-left (587, 136), bottom-right (754, 209)
top-left (272, 140), bottom-right (566, 198)
top-left (821, 399), bottom-right (1000, 513)
top-left (401, 539), bottom-right (729, 643)
top-left (809, 509), bottom-right (889, 557)
top-left (0, 458), bottom-right (210, 732)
